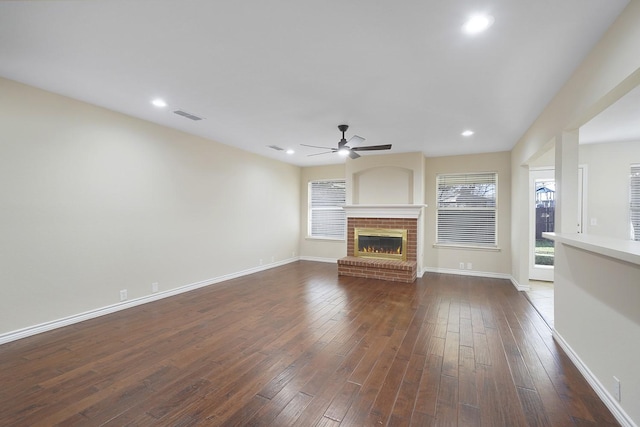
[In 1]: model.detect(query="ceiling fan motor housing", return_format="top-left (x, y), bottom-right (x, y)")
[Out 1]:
top-left (338, 124), bottom-right (349, 148)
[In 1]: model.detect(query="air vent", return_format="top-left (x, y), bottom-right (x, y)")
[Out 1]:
top-left (173, 110), bottom-right (204, 121)
top-left (268, 145), bottom-right (284, 151)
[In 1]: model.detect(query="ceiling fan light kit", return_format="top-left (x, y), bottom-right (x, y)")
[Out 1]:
top-left (301, 125), bottom-right (392, 160)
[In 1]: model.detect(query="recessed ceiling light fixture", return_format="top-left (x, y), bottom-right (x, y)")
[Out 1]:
top-left (151, 98), bottom-right (167, 108)
top-left (286, 149), bottom-right (295, 155)
top-left (462, 14), bottom-right (494, 35)
top-left (461, 130), bottom-right (474, 137)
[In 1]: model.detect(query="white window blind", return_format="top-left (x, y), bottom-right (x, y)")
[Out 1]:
top-left (630, 164), bottom-right (640, 241)
top-left (436, 172), bottom-right (497, 247)
top-left (308, 180), bottom-right (346, 239)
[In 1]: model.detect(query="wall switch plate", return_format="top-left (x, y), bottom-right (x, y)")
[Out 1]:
top-left (613, 376), bottom-right (621, 401)
top-left (119, 289), bottom-right (127, 301)
top-left (152, 282), bottom-right (159, 293)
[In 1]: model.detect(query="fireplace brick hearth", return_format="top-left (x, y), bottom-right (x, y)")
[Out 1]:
top-left (338, 256), bottom-right (417, 282)
top-left (338, 210), bottom-right (421, 283)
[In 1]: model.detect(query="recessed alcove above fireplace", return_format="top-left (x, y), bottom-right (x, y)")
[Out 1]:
top-left (338, 205), bottom-right (425, 283)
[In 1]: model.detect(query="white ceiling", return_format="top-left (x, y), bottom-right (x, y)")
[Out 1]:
top-left (0, 0), bottom-right (630, 166)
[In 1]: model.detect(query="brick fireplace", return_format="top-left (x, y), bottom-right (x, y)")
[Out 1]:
top-left (338, 205), bottom-right (424, 283)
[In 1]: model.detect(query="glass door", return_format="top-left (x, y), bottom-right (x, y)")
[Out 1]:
top-left (530, 169), bottom-right (555, 281)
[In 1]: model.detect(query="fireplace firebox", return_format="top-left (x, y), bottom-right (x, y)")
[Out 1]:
top-left (354, 228), bottom-right (407, 261)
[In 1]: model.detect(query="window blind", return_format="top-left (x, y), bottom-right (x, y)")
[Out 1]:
top-left (631, 164), bottom-right (640, 241)
top-left (309, 180), bottom-right (346, 239)
top-left (436, 172), bottom-right (497, 247)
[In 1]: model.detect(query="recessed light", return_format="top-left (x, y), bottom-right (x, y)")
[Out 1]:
top-left (462, 130), bottom-right (474, 137)
top-left (151, 98), bottom-right (167, 108)
top-left (286, 149), bottom-right (295, 155)
top-left (462, 14), bottom-right (494, 35)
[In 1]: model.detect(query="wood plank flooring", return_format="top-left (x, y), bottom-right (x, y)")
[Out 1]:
top-left (0, 261), bottom-right (619, 426)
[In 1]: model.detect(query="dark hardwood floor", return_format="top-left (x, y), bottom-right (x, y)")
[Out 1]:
top-left (0, 261), bottom-right (618, 426)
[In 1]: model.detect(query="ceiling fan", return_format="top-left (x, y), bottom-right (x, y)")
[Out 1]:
top-left (301, 124), bottom-right (392, 159)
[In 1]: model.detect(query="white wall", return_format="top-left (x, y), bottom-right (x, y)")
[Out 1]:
top-left (510, 1), bottom-right (640, 423)
top-left (0, 77), bottom-right (301, 335)
top-left (554, 242), bottom-right (640, 424)
top-left (425, 152), bottom-right (512, 277)
top-left (579, 140), bottom-right (640, 239)
top-left (511, 0), bottom-right (640, 286)
top-left (299, 164), bottom-right (346, 261)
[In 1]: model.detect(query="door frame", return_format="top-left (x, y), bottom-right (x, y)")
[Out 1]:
top-left (528, 166), bottom-right (586, 282)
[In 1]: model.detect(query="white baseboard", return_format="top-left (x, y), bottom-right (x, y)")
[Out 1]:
top-left (553, 330), bottom-right (636, 427)
top-left (298, 256), bottom-right (338, 263)
top-left (0, 257), bottom-right (299, 346)
top-left (510, 276), bottom-right (530, 291)
top-left (422, 267), bottom-right (512, 281)
top-left (421, 267), bottom-right (528, 292)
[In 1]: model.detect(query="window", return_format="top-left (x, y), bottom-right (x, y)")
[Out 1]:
top-left (630, 164), bottom-right (640, 241)
top-left (308, 180), bottom-right (346, 239)
top-left (436, 172), bottom-right (497, 247)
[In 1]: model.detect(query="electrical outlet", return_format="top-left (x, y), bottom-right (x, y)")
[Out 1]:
top-left (271, 256), bottom-right (275, 263)
top-left (613, 376), bottom-right (621, 401)
top-left (119, 289), bottom-right (127, 301)
top-left (467, 262), bottom-right (472, 270)
top-left (459, 262), bottom-right (465, 269)
top-left (152, 282), bottom-right (159, 293)
top-left (259, 259), bottom-right (263, 266)
top-left (292, 251), bottom-right (296, 257)
top-left (590, 218), bottom-right (598, 226)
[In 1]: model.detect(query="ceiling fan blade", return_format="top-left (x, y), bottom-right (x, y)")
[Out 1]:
top-left (301, 143), bottom-right (335, 150)
top-left (348, 150), bottom-right (361, 159)
top-left (307, 151), bottom-right (335, 157)
top-left (351, 144), bottom-right (392, 151)
top-left (347, 135), bottom-right (365, 147)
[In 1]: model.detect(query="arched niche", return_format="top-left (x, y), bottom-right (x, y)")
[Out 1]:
top-left (352, 166), bottom-right (414, 204)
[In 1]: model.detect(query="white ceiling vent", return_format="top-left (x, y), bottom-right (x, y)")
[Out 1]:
top-left (268, 145), bottom-right (284, 151)
top-left (173, 110), bottom-right (204, 121)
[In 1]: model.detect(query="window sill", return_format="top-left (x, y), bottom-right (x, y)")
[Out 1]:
top-left (433, 243), bottom-right (501, 252)
top-left (306, 236), bottom-right (346, 242)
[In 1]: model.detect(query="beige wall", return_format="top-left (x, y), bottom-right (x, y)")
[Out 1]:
top-left (424, 152), bottom-right (512, 276)
top-left (346, 152), bottom-right (425, 205)
top-left (301, 150), bottom-right (512, 276)
top-left (0, 77), bottom-right (301, 335)
top-left (511, 1), bottom-right (640, 423)
top-left (299, 164), bottom-right (346, 261)
top-left (579, 140), bottom-right (640, 239)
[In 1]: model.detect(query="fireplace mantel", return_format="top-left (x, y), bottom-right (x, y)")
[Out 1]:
top-left (342, 204), bottom-right (426, 219)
